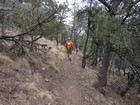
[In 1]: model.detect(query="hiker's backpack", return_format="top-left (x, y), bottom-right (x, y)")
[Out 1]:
top-left (66, 42), bottom-right (72, 49)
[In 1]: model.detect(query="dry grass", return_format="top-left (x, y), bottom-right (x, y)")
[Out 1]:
top-left (27, 55), bottom-right (43, 69)
top-left (25, 51), bottom-right (48, 69)
top-left (16, 57), bottom-right (30, 68)
top-left (19, 82), bottom-right (38, 92)
top-left (47, 61), bottom-right (60, 73)
top-left (0, 54), bottom-right (15, 64)
top-left (37, 37), bottom-right (67, 60)
top-left (38, 91), bottom-right (53, 102)
top-left (33, 73), bottom-right (42, 80)
top-left (37, 37), bottom-right (56, 46)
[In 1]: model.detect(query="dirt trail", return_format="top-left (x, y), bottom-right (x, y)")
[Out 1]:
top-left (57, 54), bottom-right (85, 105)
top-left (0, 37), bottom-right (139, 105)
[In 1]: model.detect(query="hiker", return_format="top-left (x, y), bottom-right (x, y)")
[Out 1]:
top-left (65, 37), bottom-right (74, 61)
top-left (63, 37), bottom-right (67, 45)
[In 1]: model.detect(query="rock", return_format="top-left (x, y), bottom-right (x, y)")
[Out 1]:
top-left (41, 67), bottom-right (45, 71)
top-left (45, 78), bottom-right (49, 82)
top-left (12, 93), bottom-right (19, 99)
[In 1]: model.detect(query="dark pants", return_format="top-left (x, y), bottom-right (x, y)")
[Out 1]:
top-left (66, 48), bottom-right (73, 58)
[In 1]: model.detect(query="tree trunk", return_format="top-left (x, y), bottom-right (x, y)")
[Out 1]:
top-left (81, 18), bottom-right (90, 68)
top-left (91, 44), bottom-right (99, 66)
top-left (97, 0), bottom-right (126, 95)
top-left (81, 0), bottom-right (92, 68)
top-left (98, 41), bottom-right (111, 94)
top-left (55, 37), bottom-right (59, 46)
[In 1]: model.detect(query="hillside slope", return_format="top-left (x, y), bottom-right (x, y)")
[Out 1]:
top-left (0, 38), bottom-right (139, 105)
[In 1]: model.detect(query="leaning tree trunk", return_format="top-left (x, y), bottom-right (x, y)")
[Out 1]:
top-left (98, 41), bottom-right (111, 94)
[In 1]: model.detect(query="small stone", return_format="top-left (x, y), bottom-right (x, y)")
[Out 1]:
top-left (41, 67), bottom-right (45, 71)
top-left (45, 78), bottom-right (49, 82)
top-left (12, 93), bottom-right (19, 99)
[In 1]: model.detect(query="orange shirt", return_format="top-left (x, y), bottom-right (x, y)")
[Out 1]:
top-left (65, 40), bottom-right (74, 48)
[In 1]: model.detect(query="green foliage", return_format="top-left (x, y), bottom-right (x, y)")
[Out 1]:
top-left (12, 8), bottom-right (23, 15)
top-left (11, 7), bottom-right (34, 30)
top-left (74, 2), bottom-right (139, 69)
top-left (9, 0), bottom-right (70, 41)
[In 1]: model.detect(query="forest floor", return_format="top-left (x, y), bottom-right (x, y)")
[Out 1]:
top-left (0, 38), bottom-right (140, 105)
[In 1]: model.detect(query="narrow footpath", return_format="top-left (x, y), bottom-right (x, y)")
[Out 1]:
top-left (57, 55), bottom-right (86, 105)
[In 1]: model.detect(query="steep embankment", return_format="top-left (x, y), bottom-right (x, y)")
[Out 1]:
top-left (0, 38), bottom-right (139, 105)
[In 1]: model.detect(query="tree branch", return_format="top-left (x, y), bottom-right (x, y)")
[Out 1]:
top-left (0, 11), bottom-right (56, 40)
top-left (122, 0), bottom-right (140, 24)
top-left (98, 0), bottom-right (112, 12)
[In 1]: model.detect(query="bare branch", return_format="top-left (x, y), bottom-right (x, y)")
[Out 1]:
top-left (27, 35), bottom-right (42, 45)
top-left (98, 0), bottom-right (112, 12)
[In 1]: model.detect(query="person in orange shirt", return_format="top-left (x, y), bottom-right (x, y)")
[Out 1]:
top-left (65, 37), bottom-right (74, 61)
